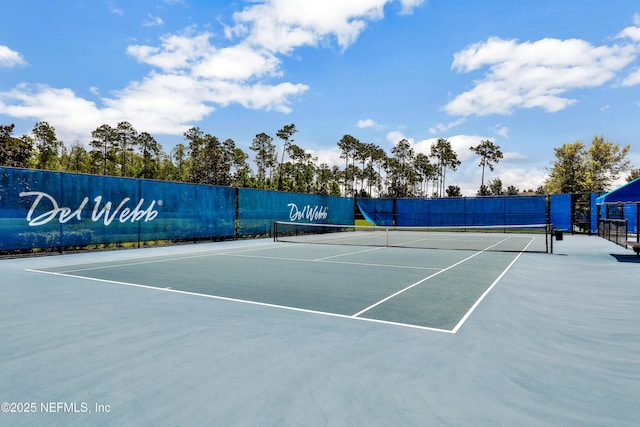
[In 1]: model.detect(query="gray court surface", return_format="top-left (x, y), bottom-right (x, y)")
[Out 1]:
top-left (1, 235), bottom-right (639, 426)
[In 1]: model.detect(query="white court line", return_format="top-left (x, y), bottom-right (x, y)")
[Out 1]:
top-left (352, 236), bottom-right (513, 318)
top-left (214, 252), bottom-right (442, 271)
top-left (45, 243), bottom-right (287, 274)
top-left (24, 268), bottom-right (454, 334)
top-left (450, 236), bottom-right (535, 333)
top-left (41, 243), bottom-right (442, 274)
top-left (313, 246), bottom-right (384, 261)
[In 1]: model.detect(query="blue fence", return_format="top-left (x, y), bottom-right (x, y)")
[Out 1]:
top-left (600, 201), bottom-right (639, 234)
top-left (238, 188), bottom-right (354, 235)
top-left (549, 194), bottom-right (572, 231)
top-left (359, 196), bottom-right (548, 227)
top-left (0, 167), bottom-right (353, 251)
top-left (6, 167), bottom-right (628, 252)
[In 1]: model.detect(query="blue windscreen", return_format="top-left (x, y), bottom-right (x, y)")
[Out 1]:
top-left (238, 188), bottom-right (354, 235)
top-left (393, 196), bottom-right (547, 227)
top-left (590, 193), bottom-right (598, 234)
top-left (549, 194), bottom-right (572, 231)
top-left (0, 167), bottom-right (236, 250)
top-left (625, 203), bottom-right (638, 234)
top-left (357, 198), bottom-right (394, 225)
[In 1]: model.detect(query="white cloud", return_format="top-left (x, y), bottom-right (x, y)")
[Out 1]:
top-left (127, 32), bottom-right (213, 72)
top-left (191, 44), bottom-right (282, 81)
top-left (231, 0), bottom-right (421, 53)
top-left (0, 0), bottom-right (423, 142)
top-left (308, 147), bottom-right (343, 167)
top-left (0, 45), bottom-right (27, 67)
top-left (446, 36), bottom-right (638, 116)
top-left (621, 68), bottom-right (640, 86)
top-left (110, 6), bottom-right (124, 16)
top-left (0, 84), bottom-right (103, 141)
top-left (429, 118), bottom-right (465, 134)
top-left (143, 14), bottom-right (164, 28)
top-left (494, 125), bottom-right (509, 139)
top-left (357, 118), bottom-right (381, 129)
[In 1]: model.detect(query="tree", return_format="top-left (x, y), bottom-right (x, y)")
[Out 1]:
top-left (115, 121), bottom-right (138, 177)
top-left (184, 127), bottom-right (207, 184)
top-left (627, 168), bottom-right (640, 182)
top-left (446, 185), bottom-right (462, 197)
top-left (90, 124), bottom-right (118, 175)
top-left (470, 139), bottom-right (503, 194)
top-left (489, 177), bottom-right (504, 196)
top-left (585, 135), bottom-right (631, 192)
top-left (184, 128), bottom-right (233, 186)
top-left (229, 145), bottom-right (250, 187)
top-left (170, 143), bottom-right (189, 182)
top-left (544, 136), bottom-right (631, 194)
top-left (337, 134), bottom-right (360, 197)
top-left (414, 153), bottom-right (437, 197)
top-left (506, 185), bottom-right (519, 195)
top-left (33, 121), bottom-right (62, 170)
top-left (61, 141), bottom-right (90, 173)
top-left (476, 185), bottom-right (491, 196)
top-left (1, 124), bottom-right (33, 168)
top-left (276, 124), bottom-right (297, 190)
top-left (544, 141), bottom-right (586, 194)
top-left (389, 138), bottom-right (417, 197)
top-left (250, 132), bottom-right (277, 187)
top-left (137, 132), bottom-right (161, 179)
top-left (430, 138), bottom-right (461, 197)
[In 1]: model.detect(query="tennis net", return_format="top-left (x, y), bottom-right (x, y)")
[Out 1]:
top-left (274, 222), bottom-right (553, 253)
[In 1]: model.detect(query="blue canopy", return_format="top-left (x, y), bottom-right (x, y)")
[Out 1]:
top-left (596, 177), bottom-right (640, 204)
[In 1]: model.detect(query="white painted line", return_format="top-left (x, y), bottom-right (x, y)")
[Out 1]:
top-left (219, 252), bottom-right (442, 271)
top-left (352, 236), bottom-right (513, 318)
top-left (450, 237), bottom-right (536, 333)
top-left (313, 246), bottom-right (384, 261)
top-left (46, 244), bottom-right (286, 274)
top-left (24, 268), bottom-right (453, 334)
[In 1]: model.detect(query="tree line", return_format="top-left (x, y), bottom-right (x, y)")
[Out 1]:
top-left (1, 121), bottom-right (637, 197)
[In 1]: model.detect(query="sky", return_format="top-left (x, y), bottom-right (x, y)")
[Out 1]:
top-left (1, 0), bottom-right (640, 195)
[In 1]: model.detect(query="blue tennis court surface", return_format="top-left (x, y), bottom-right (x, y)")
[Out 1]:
top-left (27, 242), bottom-right (524, 333)
top-left (2, 235), bottom-right (639, 426)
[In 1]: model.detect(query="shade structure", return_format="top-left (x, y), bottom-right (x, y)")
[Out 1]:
top-left (596, 177), bottom-right (640, 204)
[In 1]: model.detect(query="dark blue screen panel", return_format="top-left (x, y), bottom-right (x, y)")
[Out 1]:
top-left (357, 198), bottom-right (394, 226)
top-left (0, 168), bottom-right (62, 250)
top-left (625, 203), bottom-right (638, 234)
top-left (550, 194), bottom-right (572, 231)
top-left (464, 197), bottom-right (505, 226)
top-left (0, 167), bottom-right (237, 250)
top-left (590, 193), bottom-right (598, 234)
top-left (373, 196), bottom-right (548, 227)
top-left (238, 188), bottom-right (354, 235)
top-left (193, 185), bottom-right (236, 238)
top-left (395, 198), bottom-right (426, 226)
top-left (426, 198), bottom-right (466, 226)
top-left (503, 196), bottom-right (547, 225)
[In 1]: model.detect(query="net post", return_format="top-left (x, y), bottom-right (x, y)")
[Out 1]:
top-left (273, 221), bottom-right (277, 242)
top-left (549, 224), bottom-right (553, 254)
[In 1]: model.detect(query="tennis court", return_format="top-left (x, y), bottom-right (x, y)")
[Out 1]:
top-left (2, 234), bottom-right (639, 426)
top-left (26, 236), bottom-right (530, 333)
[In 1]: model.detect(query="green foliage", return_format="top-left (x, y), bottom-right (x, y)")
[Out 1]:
top-left (430, 138), bottom-right (460, 197)
top-left (1, 124), bottom-right (33, 168)
top-left (446, 185), bottom-right (462, 197)
top-left (33, 121), bottom-right (62, 170)
top-left (470, 139), bottom-right (503, 192)
top-left (626, 168), bottom-right (640, 182)
top-left (544, 135), bottom-right (631, 194)
top-left (3, 117), bottom-right (634, 199)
